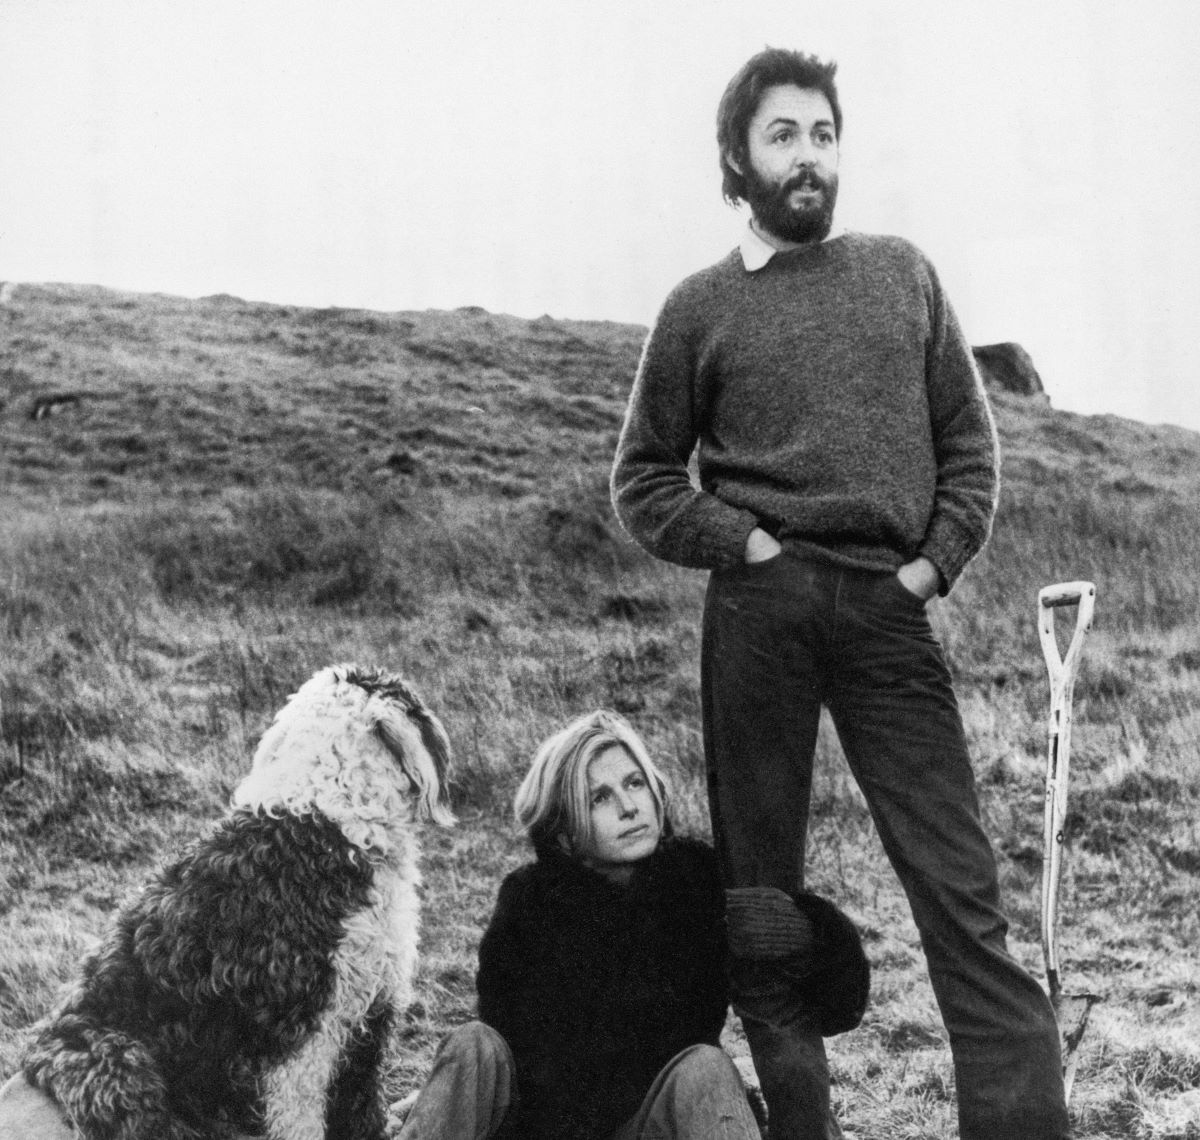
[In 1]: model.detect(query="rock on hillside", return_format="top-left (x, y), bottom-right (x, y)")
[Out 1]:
top-left (972, 342), bottom-right (1046, 399)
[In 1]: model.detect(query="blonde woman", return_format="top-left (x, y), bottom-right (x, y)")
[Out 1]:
top-left (396, 709), bottom-right (867, 1140)
top-left (398, 709), bottom-right (755, 1140)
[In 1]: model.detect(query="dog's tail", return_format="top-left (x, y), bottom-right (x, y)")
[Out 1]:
top-left (23, 1015), bottom-right (203, 1140)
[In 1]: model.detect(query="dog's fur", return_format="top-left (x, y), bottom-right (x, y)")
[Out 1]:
top-left (20, 664), bottom-right (454, 1140)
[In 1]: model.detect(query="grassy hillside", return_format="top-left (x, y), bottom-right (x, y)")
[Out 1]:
top-left (2, 283), bottom-right (1199, 1138)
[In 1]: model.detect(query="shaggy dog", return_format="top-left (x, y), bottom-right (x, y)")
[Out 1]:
top-left (17, 664), bottom-right (454, 1140)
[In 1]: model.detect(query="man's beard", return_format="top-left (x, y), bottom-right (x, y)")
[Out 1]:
top-left (743, 164), bottom-right (838, 245)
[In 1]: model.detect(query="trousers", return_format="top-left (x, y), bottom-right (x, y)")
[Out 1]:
top-left (701, 552), bottom-right (1070, 1140)
top-left (0, 1073), bottom-right (75, 1140)
top-left (397, 1021), bottom-right (760, 1140)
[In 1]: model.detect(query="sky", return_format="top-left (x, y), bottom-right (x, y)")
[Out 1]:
top-left (2, 0), bottom-right (1199, 432)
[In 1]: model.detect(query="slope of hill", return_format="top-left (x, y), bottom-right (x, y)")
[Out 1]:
top-left (2, 283), bottom-right (1198, 1138)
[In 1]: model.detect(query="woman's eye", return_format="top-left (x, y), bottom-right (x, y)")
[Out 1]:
top-left (591, 790), bottom-right (610, 807)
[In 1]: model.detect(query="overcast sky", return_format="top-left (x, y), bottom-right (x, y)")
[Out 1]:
top-left (2, 0), bottom-right (1198, 432)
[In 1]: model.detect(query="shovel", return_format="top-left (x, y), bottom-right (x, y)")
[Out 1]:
top-left (1037, 580), bottom-right (1100, 1103)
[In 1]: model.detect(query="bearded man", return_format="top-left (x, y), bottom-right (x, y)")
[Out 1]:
top-left (611, 48), bottom-right (1069, 1140)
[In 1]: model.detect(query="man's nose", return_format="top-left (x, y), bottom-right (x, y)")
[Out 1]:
top-left (792, 135), bottom-right (820, 166)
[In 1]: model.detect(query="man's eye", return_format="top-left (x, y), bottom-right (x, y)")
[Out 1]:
top-left (772, 129), bottom-right (794, 144)
top-left (815, 130), bottom-right (835, 145)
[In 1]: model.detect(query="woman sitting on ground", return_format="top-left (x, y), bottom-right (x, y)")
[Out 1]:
top-left (395, 709), bottom-right (867, 1140)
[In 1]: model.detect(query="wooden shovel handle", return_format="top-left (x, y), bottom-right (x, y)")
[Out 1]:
top-left (1038, 581), bottom-right (1095, 688)
top-left (1039, 580), bottom-right (1095, 991)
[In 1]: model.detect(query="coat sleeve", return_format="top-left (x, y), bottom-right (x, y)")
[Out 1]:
top-left (678, 839), bottom-right (732, 1046)
top-left (610, 287), bottom-right (760, 570)
top-left (476, 873), bottom-right (536, 1052)
top-left (476, 871), bottom-right (621, 1140)
top-left (476, 874), bottom-right (586, 1106)
top-left (917, 256), bottom-right (1000, 592)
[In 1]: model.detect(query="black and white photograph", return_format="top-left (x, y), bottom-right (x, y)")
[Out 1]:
top-left (1, 2), bottom-right (1197, 1138)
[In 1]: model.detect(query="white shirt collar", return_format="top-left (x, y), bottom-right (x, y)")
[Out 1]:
top-left (739, 217), bottom-right (846, 271)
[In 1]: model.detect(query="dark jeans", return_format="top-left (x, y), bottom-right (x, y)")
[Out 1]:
top-left (701, 552), bottom-right (1069, 1140)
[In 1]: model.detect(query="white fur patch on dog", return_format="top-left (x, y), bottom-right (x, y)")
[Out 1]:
top-left (262, 875), bottom-right (418, 1140)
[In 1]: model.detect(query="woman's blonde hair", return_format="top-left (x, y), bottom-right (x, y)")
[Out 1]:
top-left (514, 710), bottom-right (669, 854)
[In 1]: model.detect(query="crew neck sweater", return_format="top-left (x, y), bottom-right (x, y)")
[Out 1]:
top-left (611, 231), bottom-right (999, 591)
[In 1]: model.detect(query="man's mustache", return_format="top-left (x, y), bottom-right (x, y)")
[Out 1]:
top-left (783, 169), bottom-right (829, 194)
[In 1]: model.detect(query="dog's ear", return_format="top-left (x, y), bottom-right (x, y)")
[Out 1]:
top-left (374, 702), bottom-right (456, 827)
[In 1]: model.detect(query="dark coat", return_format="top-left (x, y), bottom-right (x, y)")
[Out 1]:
top-left (476, 834), bottom-right (728, 1140)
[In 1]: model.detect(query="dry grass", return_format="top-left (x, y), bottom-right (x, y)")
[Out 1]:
top-left (1, 284), bottom-right (1198, 1137)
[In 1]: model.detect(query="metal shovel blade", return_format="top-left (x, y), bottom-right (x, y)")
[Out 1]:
top-left (1052, 987), bottom-right (1100, 1104)
top-left (1038, 581), bottom-right (1100, 1103)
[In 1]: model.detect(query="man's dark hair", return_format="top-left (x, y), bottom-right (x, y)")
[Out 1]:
top-left (717, 48), bottom-right (842, 205)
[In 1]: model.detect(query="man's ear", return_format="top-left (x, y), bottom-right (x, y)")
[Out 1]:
top-left (725, 150), bottom-right (745, 177)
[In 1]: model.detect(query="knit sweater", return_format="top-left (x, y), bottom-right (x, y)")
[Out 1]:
top-left (476, 835), bottom-right (728, 1140)
top-left (610, 232), bottom-right (999, 591)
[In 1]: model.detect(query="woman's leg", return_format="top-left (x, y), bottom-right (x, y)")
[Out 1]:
top-left (0, 1073), bottom-right (75, 1140)
top-left (395, 1021), bottom-right (515, 1140)
top-left (615, 1045), bottom-right (761, 1140)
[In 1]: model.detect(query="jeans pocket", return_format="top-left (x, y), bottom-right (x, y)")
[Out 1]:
top-left (739, 550), bottom-right (786, 575)
top-left (885, 572), bottom-right (927, 607)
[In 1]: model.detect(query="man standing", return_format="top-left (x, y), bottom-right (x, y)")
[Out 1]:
top-left (611, 48), bottom-right (1068, 1140)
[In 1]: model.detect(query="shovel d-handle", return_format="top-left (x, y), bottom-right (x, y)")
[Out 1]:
top-left (1038, 581), bottom-right (1095, 1002)
top-left (1038, 581), bottom-right (1096, 684)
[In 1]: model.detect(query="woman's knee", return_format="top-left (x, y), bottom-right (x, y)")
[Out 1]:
top-left (646, 1046), bottom-right (761, 1137)
top-left (0, 1074), bottom-right (76, 1140)
top-left (437, 1021), bottom-right (514, 1074)
top-left (667, 1044), bottom-right (745, 1096)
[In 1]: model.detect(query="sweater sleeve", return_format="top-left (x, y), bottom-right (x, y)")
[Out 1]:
top-left (611, 285), bottom-right (760, 569)
top-left (917, 258), bottom-right (1000, 593)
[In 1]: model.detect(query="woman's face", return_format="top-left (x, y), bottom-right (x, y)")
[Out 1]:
top-left (578, 744), bottom-right (661, 882)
